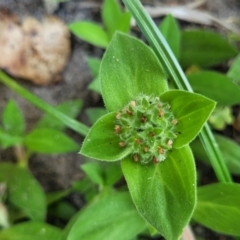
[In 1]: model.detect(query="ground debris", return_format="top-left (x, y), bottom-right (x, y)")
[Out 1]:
top-left (0, 8), bottom-right (70, 85)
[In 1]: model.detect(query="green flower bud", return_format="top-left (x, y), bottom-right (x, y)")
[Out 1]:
top-left (114, 94), bottom-right (178, 164)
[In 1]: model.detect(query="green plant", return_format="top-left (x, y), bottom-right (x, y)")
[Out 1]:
top-left (69, 0), bottom-right (131, 48)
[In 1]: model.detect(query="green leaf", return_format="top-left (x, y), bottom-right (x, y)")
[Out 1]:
top-left (86, 108), bottom-right (107, 124)
top-left (49, 201), bottom-right (76, 221)
top-left (0, 127), bottom-right (23, 149)
top-left (102, 0), bottom-right (122, 37)
top-left (160, 90), bottom-right (216, 148)
top-left (67, 192), bottom-right (147, 240)
top-left (24, 128), bottom-right (79, 154)
top-left (46, 189), bottom-right (72, 205)
top-left (159, 15), bottom-right (181, 59)
top-left (101, 32), bottom-right (167, 112)
top-left (193, 183), bottom-right (240, 236)
top-left (87, 58), bottom-right (102, 94)
top-left (122, 146), bottom-right (196, 240)
top-left (187, 71), bottom-right (240, 106)
top-left (80, 112), bottom-right (131, 161)
top-left (87, 58), bottom-right (101, 77)
top-left (69, 22), bottom-right (109, 48)
top-left (180, 30), bottom-right (238, 68)
top-left (0, 221), bottom-right (61, 240)
top-left (104, 162), bottom-right (123, 186)
top-left (227, 53), bottom-right (240, 85)
top-left (116, 12), bottom-right (131, 34)
top-left (191, 134), bottom-right (240, 175)
top-left (81, 162), bottom-right (104, 186)
top-left (35, 99), bottom-right (83, 130)
top-left (0, 163), bottom-right (46, 221)
top-left (88, 77), bottom-right (101, 94)
top-left (2, 100), bottom-right (25, 136)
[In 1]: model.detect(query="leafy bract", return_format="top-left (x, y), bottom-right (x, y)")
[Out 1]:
top-left (24, 128), bottom-right (78, 154)
top-left (100, 32), bottom-right (167, 112)
top-left (2, 100), bottom-right (25, 136)
top-left (0, 163), bottom-right (46, 221)
top-left (193, 183), bottom-right (240, 236)
top-left (122, 146), bottom-right (196, 240)
top-left (67, 192), bottom-right (147, 240)
top-left (159, 15), bottom-right (181, 59)
top-left (187, 71), bottom-right (240, 106)
top-left (180, 30), bottom-right (238, 68)
top-left (160, 90), bottom-right (216, 148)
top-left (0, 221), bottom-right (61, 240)
top-left (35, 99), bottom-right (82, 130)
top-left (80, 112), bottom-right (130, 161)
top-left (69, 22), bottom-right (109, 48)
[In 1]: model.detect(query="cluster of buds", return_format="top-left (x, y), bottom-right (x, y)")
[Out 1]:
top-left (114, 94), bottom-right (178, 164)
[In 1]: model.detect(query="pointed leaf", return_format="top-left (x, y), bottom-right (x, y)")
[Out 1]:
top-left (193, 183), bottom-right (240, 236)
top-left (67, 192), bottom-right (147, 240)
top-left (0, 221), bottom-right (61, 240)
top-left (69, 22), bottom-right (109, 48)
top-left (80, 112), bottom-right (131, 161)
top-left (35, 99), bottom-right (83, 130)
top-left (180, 30), bottom-right (238, 68)
top-left (0, 163), bottom-right (46, 221)
top-left (187, 71), bottom-right (240, 106)
top-left (160, 90), bottom-right (216, 148)
top-left (122, 146), bottom-right (196, 240)
top-left (116, 12), bottom-right (131, 34)
top-left (0, 127), bottom-right (23, 149)
top-left (2, 100), bottom-right (25, 136)
top-left (100, 32), bottom-right (168, 112)
top-left (24, 128), bottom-right (79, 154)
top-left (102, 0), bottom-right (122, 37)
top-left (159, 15), bottom-right (181, 59)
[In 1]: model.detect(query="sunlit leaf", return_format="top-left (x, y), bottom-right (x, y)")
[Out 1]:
top-left (80, 112), bottom-right (131, 161)
top-left (160, 90), bottom-right (216, 148)
top-left (69, 22), bottom-right (109, 48)
top-left (159, 15), bottom-right (181, 59)
top-left (100, 32), bottom-right (167, 112)
top-left (122, 146), bottom-right (196, 240)
top-left (67, 192), bottom-right (147, 240)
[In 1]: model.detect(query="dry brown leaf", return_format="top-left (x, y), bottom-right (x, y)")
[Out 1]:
top-left (0, 8), bottom-right (70, 85)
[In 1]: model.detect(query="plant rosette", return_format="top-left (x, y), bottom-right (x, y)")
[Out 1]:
top-left (80, 33), bottom-right (215, 240)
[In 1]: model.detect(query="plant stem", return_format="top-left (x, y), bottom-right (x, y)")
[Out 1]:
top-left (0, 71), bottom-right (89, 136)
top-left (122, 0), bottom-right (232, 183)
